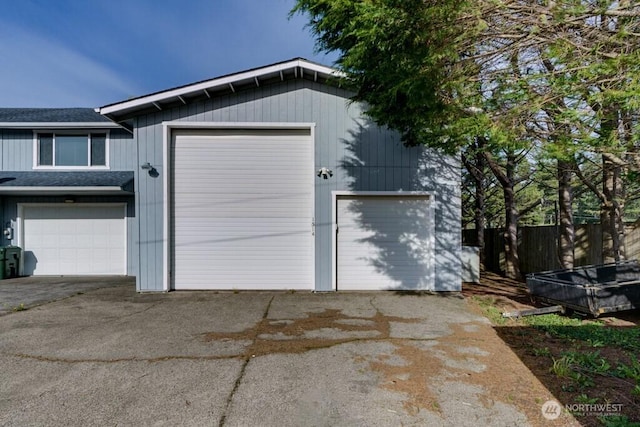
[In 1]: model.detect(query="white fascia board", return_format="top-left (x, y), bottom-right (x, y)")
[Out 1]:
top-left (99, 59), bottom-right (341, 116)
top-left (333, 190), bottom-right (434, 197)
top-left (296, 60), bottom-right (343, 78)
top-left (0, 122), bottom-right (122, 129)
top-left (164, 121), bottom-right (316, 130)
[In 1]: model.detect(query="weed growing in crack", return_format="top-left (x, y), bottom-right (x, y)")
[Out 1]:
top-left (12, 303), bottom-right (27, 312)
top-left (531, 346), bottom-right (551, 357)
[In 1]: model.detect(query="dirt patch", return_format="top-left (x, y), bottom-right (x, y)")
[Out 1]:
top-left (369, 340), bottom-right (443, 415)
top-left (368, 321), bottom-right (558, 423)
top-left (370, 317), bottom-right (571, 425)
top-left (463, 271), bottom-right (534, 312)
top-left (202, 301), bottom-right (573, 424)
top-left (203, 307), bottom-right (451, 416)
top-left (202, 308), bottom-right (420, 357)
top-left (446, 312), bottom-right (575, 426)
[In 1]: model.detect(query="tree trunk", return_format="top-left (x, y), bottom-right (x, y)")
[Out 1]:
top-left (503, 153), bottom-right (520, 279)
top-left (599, 103), bottom-right (626, 263)
top-left (462, 138), bottom-right (487, 266)
top-left (601, 153), bottom-right (626, 262)
top-left (484, 150), bottom-right (521, 280)
top-left (557, 159), bottom-right (575, 269)
top-left (474, 166), bottom-right (486, 265)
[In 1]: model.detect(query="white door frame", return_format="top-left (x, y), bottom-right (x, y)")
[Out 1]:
top-left (163, 121), bottom-right (316, 292)
top-left (331, 191), bottom-right (435, 291)
top-left (17, 202), bottom-right (128, 275)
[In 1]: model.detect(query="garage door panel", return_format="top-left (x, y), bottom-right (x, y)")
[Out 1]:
top-left (173, 225), bottom-right (312, 245)
top-left (175, 238), bottom-right (310, 253)
top-left (175, 218), bottom-right (309, 228)
top-left (337, 196), bottom-right (434, 291)
top-left (22, 205), bottom-right (126, 276)
top-left (173, 171), bottom-right (309, 181)
top-left (173, 204), bottom-right (309, 217)
top-left (172, 131), bottom-right (313, 290)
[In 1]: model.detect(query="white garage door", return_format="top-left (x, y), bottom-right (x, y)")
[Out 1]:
top-left (336, 195), bottom-right (434, 290)
top-left (171, 129), bottom-right (313, 290)
top-left (21, 204), bottom-right (126, 275)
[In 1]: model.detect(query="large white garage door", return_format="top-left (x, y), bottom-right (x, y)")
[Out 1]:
top-left (21, 204), bottom-right (126, 275)
top-left (171, 129), bottom-right (313, 290)
top-left (336, 195), bottom-right (434, 291)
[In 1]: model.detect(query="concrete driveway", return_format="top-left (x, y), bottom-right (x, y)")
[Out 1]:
top-left (0, 275), bottom-right (134, 315)
top-left (0, 279), bottom-right (569, 426)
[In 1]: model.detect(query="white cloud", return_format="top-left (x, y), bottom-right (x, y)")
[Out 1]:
top-left (0, 22), bottom-right (139, 107)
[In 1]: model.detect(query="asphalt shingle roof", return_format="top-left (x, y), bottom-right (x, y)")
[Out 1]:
top-left (0, 108), bottom-right (110, 123)
top-left (0, 171), bottom-right (134, 190)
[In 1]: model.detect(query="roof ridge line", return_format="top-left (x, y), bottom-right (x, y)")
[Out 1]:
top-left (98, 58), bottom-right (340, 119)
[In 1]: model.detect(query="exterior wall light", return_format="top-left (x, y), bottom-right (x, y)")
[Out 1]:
top-left (317, 167), bottom-right (333, 179)
top-left (141, 162), bottom-right (159, 177)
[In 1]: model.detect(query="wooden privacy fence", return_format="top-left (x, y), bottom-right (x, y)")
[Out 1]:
top-left (463, 224), bottom-right (640, 275)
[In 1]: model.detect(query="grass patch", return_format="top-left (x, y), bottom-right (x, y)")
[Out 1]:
top-left (599, 415), bottom-right (640, 427)
top-left (524, 315), bottom-right (640, 352)
top-left (470, 296), bottom-right (509, 325)
top-left (474, 302), bottom-right (639, 353)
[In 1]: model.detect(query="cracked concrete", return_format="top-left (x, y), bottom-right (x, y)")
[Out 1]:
top-left (0, 279), bottom-right (569, 426)
top-left (218, 295), bottom-right (275, 426)
top-left (0, 276), bottom-right (134, 315)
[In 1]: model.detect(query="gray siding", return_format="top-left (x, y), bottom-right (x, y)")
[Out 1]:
top-left (134, 79), bottom-right (461, 292)
top-left (135, 114), bottom-right (164, 291)
top-left (0, 130), bottom-right (32, 170)
top-left (0, 128), bottom-right (134, 171)
top-left (108, 129), bottom-right (138, 171)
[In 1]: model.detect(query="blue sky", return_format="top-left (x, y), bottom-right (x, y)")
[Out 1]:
top-left (0, 0), bottom-right (335, 108)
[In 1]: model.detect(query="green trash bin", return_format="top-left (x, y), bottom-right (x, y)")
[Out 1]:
top-left (2, 246), bottom-right (21, 279)
top-left (0, 247), bottom-right (6, 279)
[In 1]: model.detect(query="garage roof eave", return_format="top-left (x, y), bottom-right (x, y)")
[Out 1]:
top-left (0, 186), bottom-right (132, 195)
top-left (0, 122), bottom-right (122, 130)
top-left (0, 171), bottom-right (134, 195)
top-left (97, 58), bottom-right (343, 119)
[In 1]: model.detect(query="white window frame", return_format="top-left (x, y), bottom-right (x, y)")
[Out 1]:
top-left (33, 130), bottom-right (110, 170)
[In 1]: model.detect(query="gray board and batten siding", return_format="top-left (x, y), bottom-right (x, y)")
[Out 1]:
top-left (0, 127), bottom-right (135, 172)
top-left (132, 78), bottom-right (461, 292)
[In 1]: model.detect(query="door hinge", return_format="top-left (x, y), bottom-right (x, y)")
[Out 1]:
top-left (311, 218), bottom-right (315, 236)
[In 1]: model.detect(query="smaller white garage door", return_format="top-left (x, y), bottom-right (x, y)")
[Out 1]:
top-left (336, 194), bottom-right (434, 291)
top-left (21, 204), bottom-right (126, 275)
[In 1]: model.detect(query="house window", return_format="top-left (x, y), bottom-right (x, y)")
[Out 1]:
top-left (37, 132), bottom-right (107, 167)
